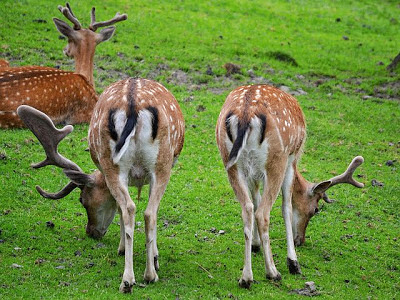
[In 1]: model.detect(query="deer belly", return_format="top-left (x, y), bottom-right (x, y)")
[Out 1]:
top-left (128, 165), bottom-right (150, 188)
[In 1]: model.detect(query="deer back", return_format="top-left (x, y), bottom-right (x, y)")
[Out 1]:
top-left (0, 66), bottom-right (97, 128)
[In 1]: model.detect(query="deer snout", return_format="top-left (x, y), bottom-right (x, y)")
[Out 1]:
top-left (294, 234), bottom-right (305, 247)
top-left (86, 225), bottom-right (106, 239)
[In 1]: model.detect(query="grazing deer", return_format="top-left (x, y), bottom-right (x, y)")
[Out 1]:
top-left (17, 77), bottom-right (185, 293)
top-left (216, 84), bottom-right (364, 288)
top-left (0, 3), bottom-right (127, 128)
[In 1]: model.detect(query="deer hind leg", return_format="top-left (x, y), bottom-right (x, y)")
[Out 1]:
top-left (227, 167), bottom-right (254, 288)
top-left (281, 156), bottom-right (301, 274)
top-left (255, 158), bottom-right (288, 281)
top-left (104, 171), bottom-right (136, 293)
top-left (117, 207), bottom-right (126, 256)
top-left (249, 181), bottom-right (261, 253)
top-left (143, 168), bottom-right (171, 283)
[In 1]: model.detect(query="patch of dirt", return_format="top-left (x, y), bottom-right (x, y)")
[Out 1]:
top-left (147, 63), bottom-right (171, 80)
top-left (167, 70), bottom-right (190, 85)
top-left (290, 281), bottom-right (320, 297)
top-left (309, 73), bottom-right (337, 87)
top-left (371, 179), bottom-right (384, 187)
top-left (373, 80), bottom-right (400, 100)
top-left (223, 63), bottom-right (241, 76)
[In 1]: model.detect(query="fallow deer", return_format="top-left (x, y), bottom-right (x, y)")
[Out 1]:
top-left (17, 77), bottom-right (185, 293)
top-left (215, 84), bottom-right (364, 288)
top-left (1, 3), bottom-right (127, 128)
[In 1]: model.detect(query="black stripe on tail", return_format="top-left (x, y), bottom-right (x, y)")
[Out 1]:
top-left (228, 120), bottom-right (250, 164)
top-left (257, 114), bottom-right (267, 144)
top-left (225, 112), bottom-right (234, 143)
top-left (108, 109), bottom-right (119, 141)
top-left (146, 106), bottom-right (159, 140)
top-left (115, 79), bottom-right (138, 153)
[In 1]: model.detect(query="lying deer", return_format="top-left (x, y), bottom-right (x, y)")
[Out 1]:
top-left (17, 77), bottom-right (185, 293)
top-left (216, 84), bottom-right (364, 288)
top-left (0, 3), bottom-right (127, 128)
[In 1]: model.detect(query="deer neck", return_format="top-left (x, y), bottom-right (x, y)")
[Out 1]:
top-left (292, 168), bottom-right (311, 204)
top-left (74, 50), bottom-right (96, 88)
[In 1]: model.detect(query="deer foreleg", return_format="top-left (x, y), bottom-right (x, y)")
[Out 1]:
top-left (281, 157), bottom-right (301, 274)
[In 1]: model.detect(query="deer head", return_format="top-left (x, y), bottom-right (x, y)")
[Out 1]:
top-left (292, 156), bottom-right (365, 246)
top-left (17, 105), bottom-right (116, 238)
top-left (53, 3), bottom-right (127, 87)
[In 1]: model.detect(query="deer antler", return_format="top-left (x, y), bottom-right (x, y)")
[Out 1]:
top-left (317, 156), bottom-right (365, 203)
top-left (58, 2), bottom-right (82, 30)
top-left (17, 105), bottom-right (82, 199)
top-left (36, 182), bottom-right (78, 199)
top-left (89, 7), bottom-right (127, 32)
top-left (327, 156), bottom-right (364, 188)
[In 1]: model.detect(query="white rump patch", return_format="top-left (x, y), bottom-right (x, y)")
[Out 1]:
top-left (225, 116), bottom-right (268, 177)
top-left (112, 109), bottom-right (160, 168)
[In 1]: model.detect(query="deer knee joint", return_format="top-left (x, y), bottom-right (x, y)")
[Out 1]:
top-left (244, 202), bottom-right (254, 215)
top-left (127, 202), bottom-right (136, 216)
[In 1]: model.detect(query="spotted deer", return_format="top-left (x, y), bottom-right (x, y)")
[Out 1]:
top-left (17, 78), bottom-right (185, 293)
top-left (216, 84), bottom-right (364, 288)
top-left (0, 3), bottom-right (127, 128)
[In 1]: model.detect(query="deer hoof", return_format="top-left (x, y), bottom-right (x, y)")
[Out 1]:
top-left (251, 245), bottom-right (260, 253)
top-left (119, 280), bottom-right (135, 293)
top-left (287, 258), bottom-right (302, 274)
top-left (266, 272), bottom-right (282, 281)
top-left (238, 278), bottom-right (252, 289)
top-left (144, 273), bottom-right (159, 284)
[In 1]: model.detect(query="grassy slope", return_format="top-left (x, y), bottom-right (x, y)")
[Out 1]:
top-left (0, 0), bottom-right (399, 299)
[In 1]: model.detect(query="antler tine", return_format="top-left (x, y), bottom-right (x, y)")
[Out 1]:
top-left (89, 10), bottom-right (127, 32)
top-left (16, 105), bottom-right (82, 172)
top-left (328, 156), bottom-right (365, 188)
top-left (65, 3), bottom-right (77, 18)
top-left (58, 2), bottom-right (81, 30)
top-left (36, 182), bottom-right (78, 200)
top-left (90, 6), bottom-right (96, 27)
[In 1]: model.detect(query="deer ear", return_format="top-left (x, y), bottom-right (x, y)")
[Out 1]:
top-left (64, 170), bottom-right (95, 188)
top-left (53, 18), bottom-right (76, 39)
top-left (311, 180), bottom-right (331, 195)
top-left (97, 26), bottom-right (116, 43)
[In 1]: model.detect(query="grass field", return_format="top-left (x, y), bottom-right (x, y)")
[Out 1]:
top-left (0, 0), bottom-right (399, 299)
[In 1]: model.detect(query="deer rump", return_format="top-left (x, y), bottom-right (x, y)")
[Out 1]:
top-left (224, 113), bottom-right (268, 173)
top-left (107, 104), bottom-right (159, 165)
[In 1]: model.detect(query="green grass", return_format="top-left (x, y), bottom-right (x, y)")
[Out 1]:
top-left (0, 0), bottom-right (399, 299)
